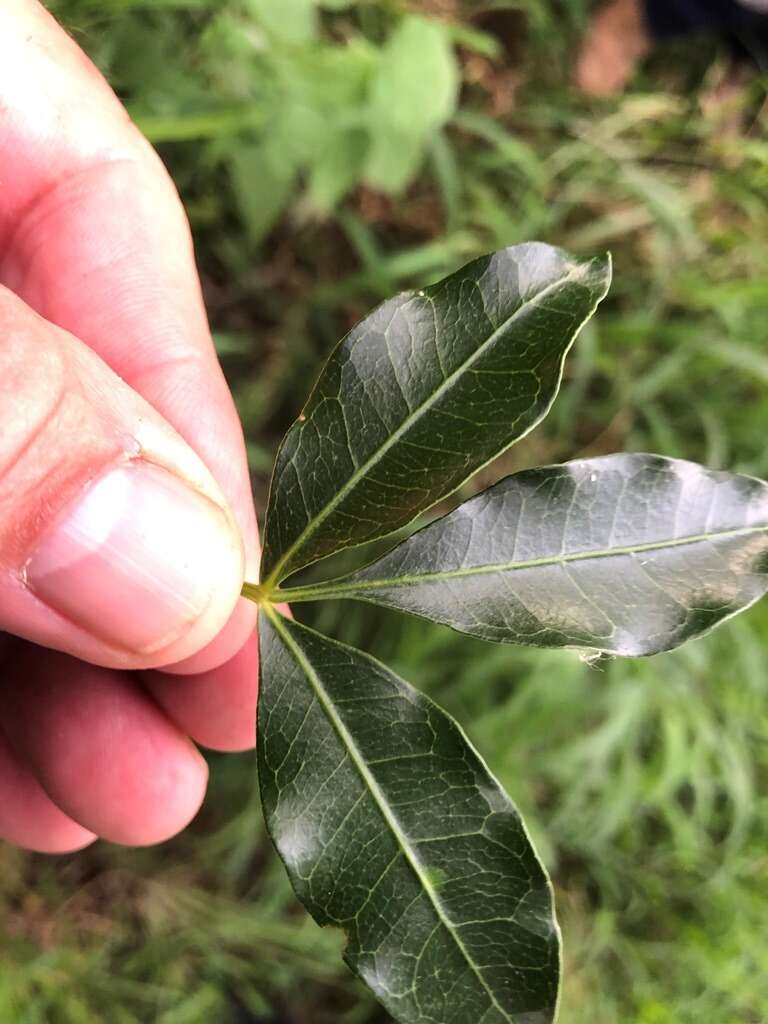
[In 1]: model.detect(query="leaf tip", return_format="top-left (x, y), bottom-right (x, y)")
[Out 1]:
top-left (583, 249), bottom-right (612, 297)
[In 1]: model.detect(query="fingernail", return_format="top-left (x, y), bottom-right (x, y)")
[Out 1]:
top-left (25, 461), bottom-right (242, 654)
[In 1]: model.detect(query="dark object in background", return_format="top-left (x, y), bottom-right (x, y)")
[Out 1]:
top-left (577, 0), bottom-right (768, 95)
top-left (645, 0), bottom-right (768, 65)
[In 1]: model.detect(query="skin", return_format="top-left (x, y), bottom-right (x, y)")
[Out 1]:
top-left (0, 1), bottom-right (261, 852)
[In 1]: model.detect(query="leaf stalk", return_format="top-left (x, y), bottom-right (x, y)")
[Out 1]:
top-left (241, 581), bottom-right (274, 605)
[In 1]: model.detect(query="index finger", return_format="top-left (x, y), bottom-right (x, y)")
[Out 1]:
top-left (0, 0), bottom-right (258, 671)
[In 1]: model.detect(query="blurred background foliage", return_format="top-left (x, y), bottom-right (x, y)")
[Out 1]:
top-left (3, 1), bottom-right (767, 1020)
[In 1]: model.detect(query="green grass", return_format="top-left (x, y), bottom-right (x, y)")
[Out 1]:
top-left (4, 1), bottom-right (767, 1020)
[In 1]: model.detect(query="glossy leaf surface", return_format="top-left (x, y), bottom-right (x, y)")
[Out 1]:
top-left (261, 243), bottom-right (611, 585)
top-left (258, 609), bottom-right (559, 1024)
top-left (288, 455), bottom-right (768, 656)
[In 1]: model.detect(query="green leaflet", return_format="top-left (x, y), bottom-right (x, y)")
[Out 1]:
top-left (258, 609), bottom-right (560, 1024)
top-left (260, 243), bottom-right (612, 585)
top-left (274, 455), bottom-right (768, 657)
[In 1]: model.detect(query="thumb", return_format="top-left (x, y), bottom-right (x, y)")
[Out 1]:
top-left (0, 286), bottom-right (244, 670)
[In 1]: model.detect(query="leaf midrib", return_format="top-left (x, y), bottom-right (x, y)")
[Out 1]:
top-left (263, 605), bottom-right (514, 1022)
top-left (264, 258), bottom-right (599, 586)
top-left (273, 522), bottom-right (768, 603)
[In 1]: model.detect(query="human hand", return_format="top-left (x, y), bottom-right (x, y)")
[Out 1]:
top-left (0, 0), bottom-right (259, 852)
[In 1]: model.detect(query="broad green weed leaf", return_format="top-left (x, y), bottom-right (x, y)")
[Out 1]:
top-left (282, 455), bottom-right (768, 656)
top-left (365, 15), bottom-right (458, 193)
top-left (229, 142), bottom-right (296, 246)
top-left (307, 128), bottom-right (368, 212)
top-left (247, 0), bottom-right (317, 44)
top-left (258, 609), bottom-right (560, 1024)
top-left (260, 243), bottom-right (611, 585)
top-left (367, 131), bottom-right (426, 198)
